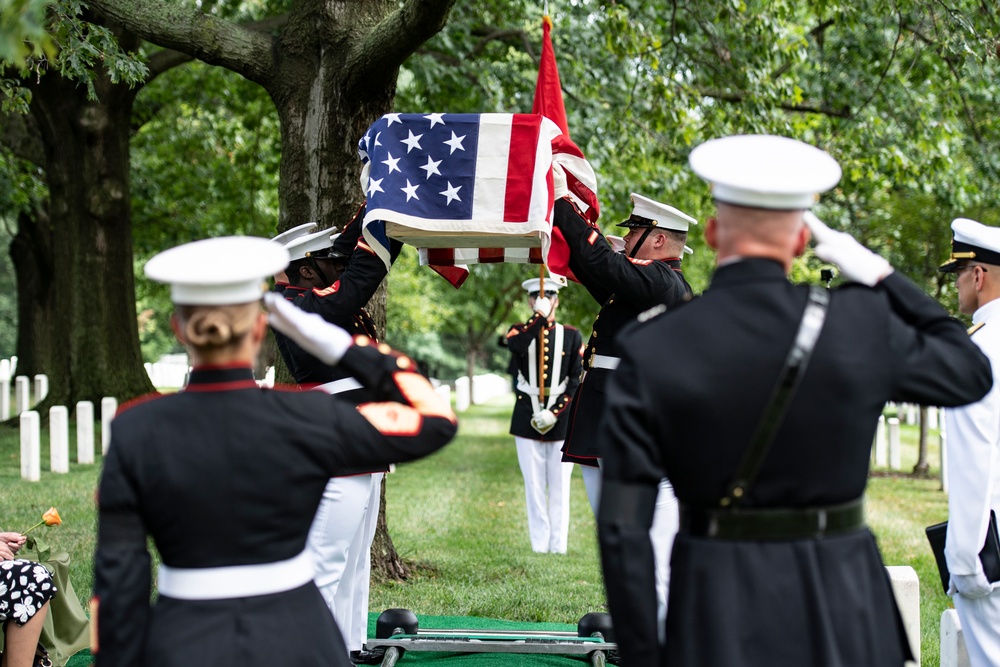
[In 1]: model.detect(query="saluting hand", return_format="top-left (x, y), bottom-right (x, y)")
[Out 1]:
top-left (264, 292), bottom-right (354, 365)
top-left (804, 212), bottom-right (893, 287)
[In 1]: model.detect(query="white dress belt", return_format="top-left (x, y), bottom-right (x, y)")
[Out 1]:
top-left (591, 355), bottom-right (620, 370)
top-left (157, 550), bottom-right (315, 600)
top-left (316, 377), bottom-right (363, 395)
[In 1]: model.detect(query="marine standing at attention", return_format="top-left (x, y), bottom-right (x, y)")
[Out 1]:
top-left (505, 277), bottom-right (582, 554)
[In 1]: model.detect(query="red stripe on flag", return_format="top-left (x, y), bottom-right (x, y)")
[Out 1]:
top-left (478, 248), bottom-right (507, 262)
top-left (504, 114), bottom-right (541, 223)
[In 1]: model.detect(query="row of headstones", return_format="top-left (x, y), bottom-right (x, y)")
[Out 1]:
top-left (871, 406), bottom-right (942, 470)
top-left (1, 374), bottom-right (49, 420)
top-left (19, 398), bottom-right (117, 481)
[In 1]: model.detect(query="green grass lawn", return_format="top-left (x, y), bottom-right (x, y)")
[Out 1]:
top-left (0, 398), bottom-right (956, 665)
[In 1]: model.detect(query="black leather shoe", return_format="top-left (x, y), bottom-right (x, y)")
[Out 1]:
top-left (350, 649), bottom-right (383, 665)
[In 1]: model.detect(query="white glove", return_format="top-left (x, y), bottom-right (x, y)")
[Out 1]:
top-left (263, 292), bottom-right (353, 365)
top-left (607, 235), bottom-right (626, 254)
top-left (952, 572), bottom-right (996, 599)
top-left (804, 212), bottom-right (893, 287)
top-left (533, 296), bottom-right (553, 317)
top-left (530, 409), bottom-right (558, 435)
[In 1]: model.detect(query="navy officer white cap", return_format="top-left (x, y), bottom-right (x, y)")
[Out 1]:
top-left (619, 193), bottom-right (698, 232)
top-left (145, 236), bottom-right (289, 306)
top-left (522, 277), bottom-right (566, 294)
top-left (939, 218), bottom-right (1000, 272)
top-left (689, 135), bottom-right (841, 210)
top-left (270, 222), bottom-right (318, 247)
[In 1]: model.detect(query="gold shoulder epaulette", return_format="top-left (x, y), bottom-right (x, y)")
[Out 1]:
top-left (968, 322), bottom-right (986, 336)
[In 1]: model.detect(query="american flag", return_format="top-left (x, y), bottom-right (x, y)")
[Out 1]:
top-left (358, 113), bottom-right (561, 281)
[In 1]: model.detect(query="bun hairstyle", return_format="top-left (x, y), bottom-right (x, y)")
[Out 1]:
top-left (175, 302), bottom-right (260, 349)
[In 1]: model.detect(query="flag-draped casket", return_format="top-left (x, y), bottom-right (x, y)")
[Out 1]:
top-left (357, 112), bottom-right (598, 282)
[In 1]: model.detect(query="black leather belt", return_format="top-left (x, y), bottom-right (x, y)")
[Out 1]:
top-left (679, 498), bottom-right (865, 540)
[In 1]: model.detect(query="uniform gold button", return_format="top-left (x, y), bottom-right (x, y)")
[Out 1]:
top-left (377, 343), bottom-right (392, 354)
top-left (354, 336), bottom-right (370, 347)
top-left (396, 357), bottom-right (411, 369)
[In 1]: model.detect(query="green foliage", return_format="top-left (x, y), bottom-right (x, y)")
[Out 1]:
top-left (0, 0), bottom-right (57, 69)
top-left (130, 61), bottom-right (281, 361)
top-left (398, 0), bottom-right (1000, 301)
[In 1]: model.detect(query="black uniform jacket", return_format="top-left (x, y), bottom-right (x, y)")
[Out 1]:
top-left (553, 197), bottom-right (692, 463)
top-left (597, 258), bottom-right (993, 667)
top-left (273, 204), bottom-right (403, 395)
top-left (92, 342), bottom-right (457, 667)
top-left (505, 313), bottom-right (583, 441)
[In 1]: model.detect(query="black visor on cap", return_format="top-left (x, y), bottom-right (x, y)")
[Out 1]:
top-left (307, 248), bottom-right (348, 262)
top-left (939, 240), bottom-right (1000, 272)
top-left (618, 214), bottom-right (658, 229)
top-left (529, 291), bottom-right (559, 298)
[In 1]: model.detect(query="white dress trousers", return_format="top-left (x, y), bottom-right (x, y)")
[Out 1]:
top-left (306, 473), bottom-right (376, 654)
top-left (516, 436), bottom-right (573, 553)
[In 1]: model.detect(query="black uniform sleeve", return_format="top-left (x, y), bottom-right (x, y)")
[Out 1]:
top-left (295, 207), bottom-right (403, 329)
top-left (93, 439), bottom-right (151, 667)
top-left (504, 313), bottom-right (548, 354)
top-left (594, 352), bottom-right (664, 666)
top-left (316, 340), bottom-right (458, 470)
top-left (878, 272), bottom-right (993, 405)
top-left (553, 198), bottom-right (687, 307)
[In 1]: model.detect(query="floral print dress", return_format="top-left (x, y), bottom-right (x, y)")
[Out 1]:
top-left (0, 559), bottom-right (57, 625)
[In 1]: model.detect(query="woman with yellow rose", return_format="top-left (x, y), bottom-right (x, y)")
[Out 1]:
top-left (92, 238), bottom-right (457, 667)
top-left (0, 530), bottom-right (55, 667)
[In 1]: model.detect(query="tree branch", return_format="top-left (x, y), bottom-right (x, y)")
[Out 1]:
top-left (695, 88), bottom-right (852, 118)
top-left (84, 0), bottom-right (278, 84)
top-left (349, 0), bottom-right (457, 91)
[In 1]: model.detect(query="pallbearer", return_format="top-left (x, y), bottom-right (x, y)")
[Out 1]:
top-left (505, 277), bottom-right (583, 554)
top-left (92, 236), bottom-right (457, 667)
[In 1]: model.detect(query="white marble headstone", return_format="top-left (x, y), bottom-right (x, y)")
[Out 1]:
top-left (76, 401), bottom-right (95, 464)
top-left (49, 405), bottom-right (69, 473)
top-left (20, 410), bottom-right (40, 482)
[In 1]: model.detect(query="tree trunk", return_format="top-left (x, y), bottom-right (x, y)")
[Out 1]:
top-left (913, 405), bottom-right (930, 475)
top-left (369, 477), bottom-right (410, 581)
top-left (24, 24), bottom-right (154, 409)
top-left (466, 340), bottom-right (477, 405)
top-left (9, 209), bottom-right (54, 385)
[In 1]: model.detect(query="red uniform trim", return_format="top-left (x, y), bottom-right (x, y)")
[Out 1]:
top-left (183, 380), bottom-right (260, 392)
top-left (116, 392), bottom-right (164, 416)
top-left (629, 258), bottom-right (652, 266)
top-left (312, 280), bottom-right (342, 297)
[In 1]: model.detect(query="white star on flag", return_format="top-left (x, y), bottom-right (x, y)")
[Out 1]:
top-left (385, 113), bottom-right (402, 126)
top-left (443, 131), bottom-right (466, 154)
top-left (425, 113), bottom-right (446, 128)
top-left (373, 131), bottom-right (382, 147)
top-left (439, 181), bottom-right (462, 205)
top-left (401, 130), bottom-right (424, 153)
top-left (420, 155), bottom-right (442, 179)
top-left (401, 180), bottom-right (420, 201)
top-left (368, 177), bottom-right (384, 195)
top-left (382, 153), bottom-right (401, 174)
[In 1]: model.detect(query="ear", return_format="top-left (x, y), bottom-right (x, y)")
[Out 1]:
top-left (298, 264), bottom-right (314, 280)
top-left (251, 311), bottom-right (269, 343)
top-left (705, 217), bottom-right (719, 250)
top-left (793, 223), bottom-right (810, 257)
